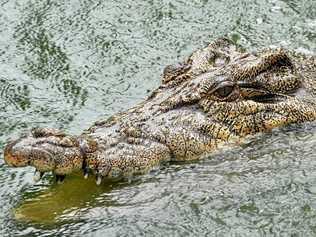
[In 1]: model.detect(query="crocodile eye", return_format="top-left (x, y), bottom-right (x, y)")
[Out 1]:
top-left (213, 84), bottom-right (235, 98)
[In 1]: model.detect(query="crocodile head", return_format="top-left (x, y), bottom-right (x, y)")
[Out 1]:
top-left (156, 38), bottom-right (316, 139)
top-left (3, 38), bottom-right (316, 183)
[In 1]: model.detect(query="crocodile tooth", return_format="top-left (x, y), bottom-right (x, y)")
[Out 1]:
top-left (83, 169), bottom-right (89, 179)
top-left (96, 175), bottom-right (102, 185)
top-left (84, 172), bottom-right (89, 179)
top-left (33, 170), bottom-right (44, 182)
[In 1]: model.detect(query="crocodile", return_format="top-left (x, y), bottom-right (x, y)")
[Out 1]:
top-left (3, 38), bottom-right (316, 185)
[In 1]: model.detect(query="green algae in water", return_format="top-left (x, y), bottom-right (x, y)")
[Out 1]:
top-left (14, 173), bottom-right (112, 224)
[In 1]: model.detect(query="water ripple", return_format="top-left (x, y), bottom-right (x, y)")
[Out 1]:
top-left (0, 0), bottom-right (316, 236)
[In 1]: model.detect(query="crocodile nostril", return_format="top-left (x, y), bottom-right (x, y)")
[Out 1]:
top-left (31, 127), bottom-right (66, 138)
top-left (31, 127), bottom-right (45, 138)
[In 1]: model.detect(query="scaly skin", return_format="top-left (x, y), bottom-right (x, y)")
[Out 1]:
top-left (3, 38), bottom-right (316, 184)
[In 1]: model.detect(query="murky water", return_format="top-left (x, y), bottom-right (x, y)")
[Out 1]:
top-left (0, 0), bottom-right (315, 236)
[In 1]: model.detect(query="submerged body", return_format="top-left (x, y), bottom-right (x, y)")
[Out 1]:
top-left (4, 38), bottom-right (316, 184)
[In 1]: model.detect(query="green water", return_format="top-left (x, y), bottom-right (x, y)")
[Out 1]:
top-left (0, 0), bottom-right (315, 236)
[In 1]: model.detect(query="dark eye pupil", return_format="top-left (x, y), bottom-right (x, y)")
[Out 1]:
top-left (216, 85), bottom-right (234, 98)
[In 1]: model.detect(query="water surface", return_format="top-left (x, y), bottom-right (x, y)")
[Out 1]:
top-left (0, 0), bottom-right (316, 236)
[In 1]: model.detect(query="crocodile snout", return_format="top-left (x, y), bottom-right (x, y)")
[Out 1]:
top-left (4, 138), bottom-right (30, 168)
top-left (3, 129), bottom-right (86, 179)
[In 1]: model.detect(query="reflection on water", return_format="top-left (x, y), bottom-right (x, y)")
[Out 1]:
top-left (14, 173), bottom-right (113, 224)
top-left (0, 0), bottom-right (315, 236)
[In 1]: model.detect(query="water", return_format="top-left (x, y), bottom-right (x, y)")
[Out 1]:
top-left (0, 0), bottom-right (315, 236)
